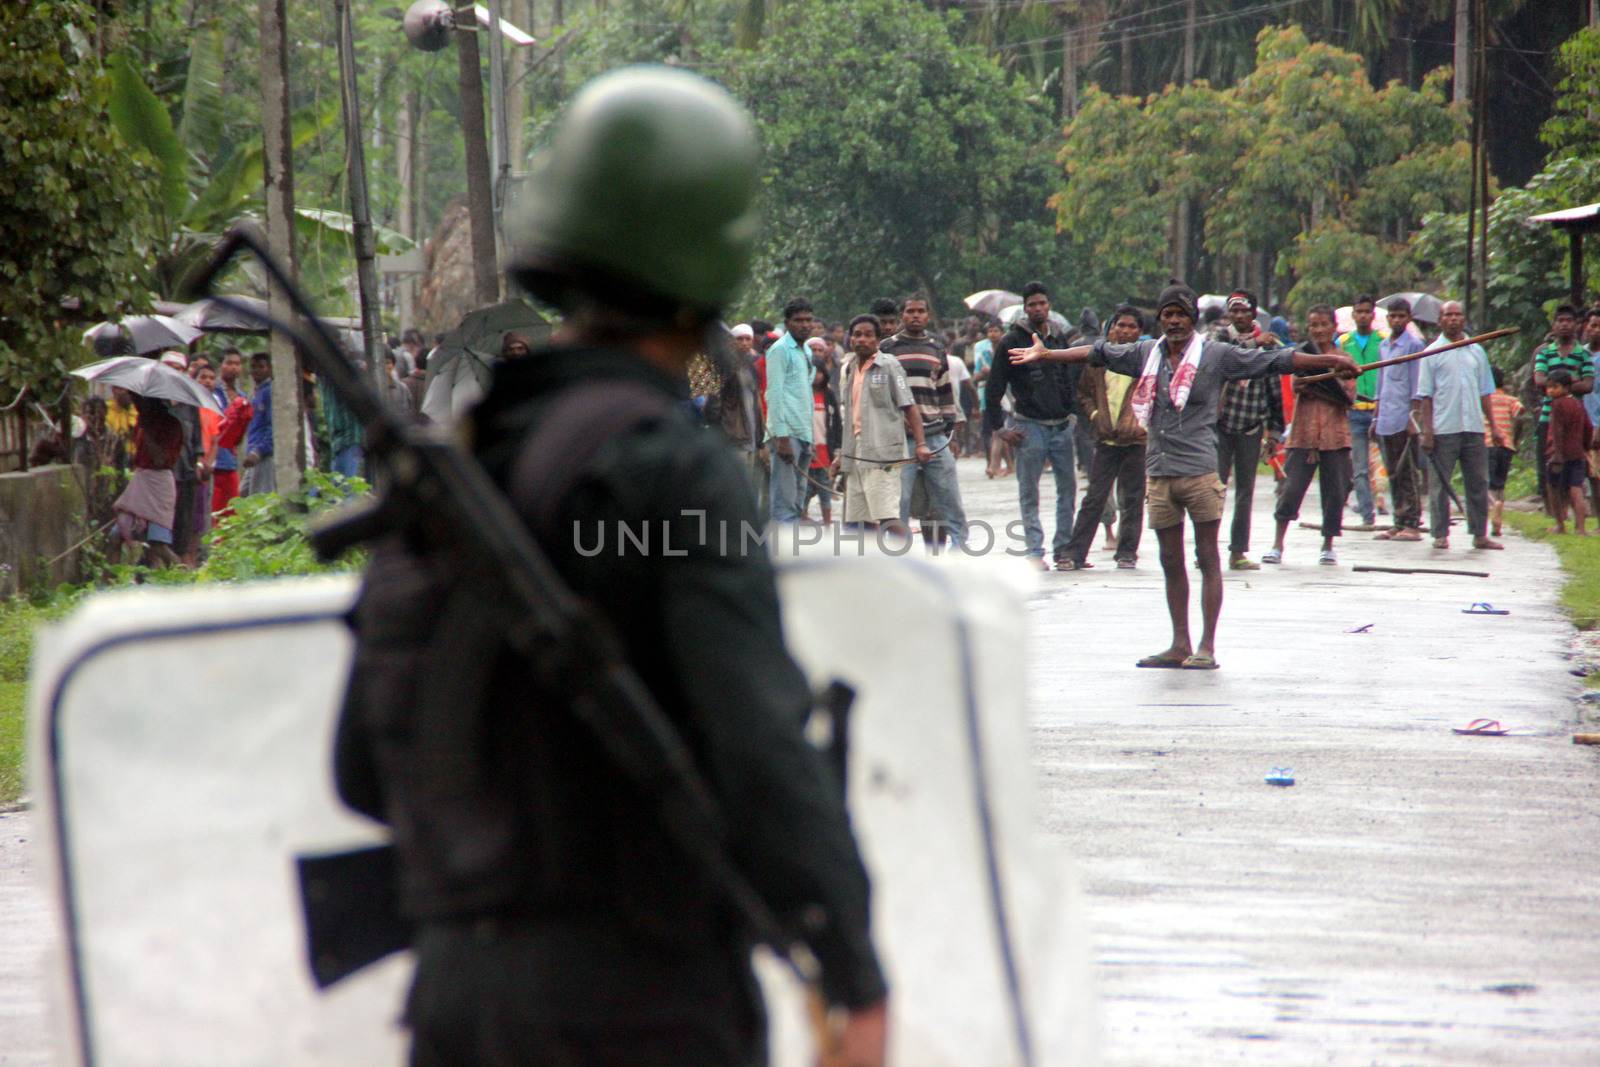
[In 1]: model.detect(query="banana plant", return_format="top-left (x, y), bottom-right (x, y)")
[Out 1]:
top-left (104, 47), bottom-right (412, 299)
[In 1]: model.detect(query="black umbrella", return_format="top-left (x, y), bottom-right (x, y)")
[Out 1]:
top-left (420, 301), bottom-right (551, 422)
top-left (82, 315), bottom-right (204, 355)
top-left (1378, 292), bottom-right (1444, 325)
top-left (72, 356), bottom-right (223, 412)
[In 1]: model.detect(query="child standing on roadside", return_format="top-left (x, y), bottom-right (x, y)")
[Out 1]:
top-left (1485, 365), bottom-right (1523, 537)
top-left (1545, 369), bottom-right (1594, 536)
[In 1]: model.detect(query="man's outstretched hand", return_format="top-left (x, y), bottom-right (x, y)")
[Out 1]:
top-left (821, 999), bottom-right (888, 1067)
top-left (1008, 333), bottom-right (1047, 364)
top-left (1330, 355), bottom-right (1361, 379)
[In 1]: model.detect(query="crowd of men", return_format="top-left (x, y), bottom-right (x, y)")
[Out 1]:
top-left (80, 284), bottom-right (1600, 576)
top-left (711, 287), bottom-right (1599, 557)
top-left (698, 285), bottom-right (1598, 666)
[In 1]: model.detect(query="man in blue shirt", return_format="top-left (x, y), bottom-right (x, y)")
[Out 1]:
top-left (1416, 300), bottom-right (1505, 551)
top-left (242, 352), bottom-right (276, 496)
top-left (1372, 299), bottom-right (1427, 540)
top-left (764, 298), bottom-right (817, 523)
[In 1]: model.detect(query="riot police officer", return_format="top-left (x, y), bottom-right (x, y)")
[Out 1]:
top-left (333, 67), bottom-right (888, 1066)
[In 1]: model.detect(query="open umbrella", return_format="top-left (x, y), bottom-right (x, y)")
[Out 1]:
top-left (1378, 292), bottom-right (1444, 325)
top-left (175, 296), bottom-right (365, 335)
top-left (421, 300), bottom-right (552, 423)
top-left (82, 315), bottom-right (203, 356)
top-left (963, 289), bottom-right (1022, 319)
top-left (72, 356), bottom-right (222, 412)
top-left (999, 304), bottom-right (1071, 335)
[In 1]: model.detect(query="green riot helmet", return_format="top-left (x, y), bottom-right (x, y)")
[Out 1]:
top-left (509, 66), bottom-right (761, 324)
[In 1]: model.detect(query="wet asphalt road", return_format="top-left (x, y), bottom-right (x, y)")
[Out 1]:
top-left (2, 452), bottom-right (1596, 1066)
top-left (958, 451), bottom-right (1600, 1065)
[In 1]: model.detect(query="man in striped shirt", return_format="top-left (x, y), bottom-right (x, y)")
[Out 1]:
top-left (880, 295), bottom-right (967, 546)
top-left (1532, 304), bottom-right (1594, 516)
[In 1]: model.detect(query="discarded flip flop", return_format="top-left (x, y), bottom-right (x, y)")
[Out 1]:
top-left (1463, 602), bottom-right (1510, 615)
top-left (1453, 718), bottom-right (1509, 736)
top-left (1344, 623), bottom-right (1374, 634)
top-left (1180, 653), bottom-right (1220, 670)
top-left (1136, 653), bottom-right (1187, 669)
top-left (1265, 767), bottom-right (1295, 786)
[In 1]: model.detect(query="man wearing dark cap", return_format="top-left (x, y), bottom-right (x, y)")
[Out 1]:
top-left (1009, 282), bottom-right (1358, 670)
top-left (1207, 289), bottom-right (1284, 570)
top-left (334, 67), bottom-right (887, 1066)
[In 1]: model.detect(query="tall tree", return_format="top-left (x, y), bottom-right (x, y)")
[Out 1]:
top-left (260, 0), bottom-right (306, 491)
top-left (725, 0), bottom-right (1066, 318)
top-left (0, 1), bottom-right (160, 395)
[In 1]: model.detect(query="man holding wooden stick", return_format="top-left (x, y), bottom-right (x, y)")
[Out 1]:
top-left (1417, 300), bottom-right (1507, 551)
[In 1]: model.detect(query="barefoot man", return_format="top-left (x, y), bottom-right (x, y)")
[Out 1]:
top-left (1011, 283), bottom-right (1358, 670)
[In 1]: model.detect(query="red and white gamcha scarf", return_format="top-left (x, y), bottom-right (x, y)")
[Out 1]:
top-left (1131, 332), bottom-right (1203, 428)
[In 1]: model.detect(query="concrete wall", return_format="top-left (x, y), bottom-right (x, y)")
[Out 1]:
top-left (0, 464), bottom-right (86, 597)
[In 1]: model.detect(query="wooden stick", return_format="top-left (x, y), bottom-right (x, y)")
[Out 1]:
top-left (1573, 734), bottom-right (1600, 746)
top-left (1297, 327), bottom-right (1520, 383)
top-left (1351, 565), bottom-right (1490, 578)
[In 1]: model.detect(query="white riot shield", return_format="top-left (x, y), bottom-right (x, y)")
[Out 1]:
top-left (30, 558), bottom-right (1095, 1067)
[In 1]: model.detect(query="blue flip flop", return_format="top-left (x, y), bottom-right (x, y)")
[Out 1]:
top-left (1463, 603), bottom-right (1510, 615)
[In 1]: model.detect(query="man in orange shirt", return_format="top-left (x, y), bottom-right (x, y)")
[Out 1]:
top-left (1484, 365), bottom-right (1523, 537)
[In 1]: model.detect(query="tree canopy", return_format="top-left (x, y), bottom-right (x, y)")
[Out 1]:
top-left (0, 1), bottom-right (160, 394)
top-left (1054, 27), bottom-right (1473, 314)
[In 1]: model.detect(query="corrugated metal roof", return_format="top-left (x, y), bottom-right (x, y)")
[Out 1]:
top-left (1528, 203), bottom-right (1600, 226)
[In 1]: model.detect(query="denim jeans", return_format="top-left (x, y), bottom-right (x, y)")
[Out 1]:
top-left (1013, 416), bottom-right (1077, 559)
top-left (899, 429), bottom-right (967, 544)
top-left (768, 438), bottom-right (812, 523)
top-left (332, 443), bottom-right (365, 480)
top-left (1063, 441), bottom-right (1145, 564)
top-left (1347, 408), bottom-right (1375, 523)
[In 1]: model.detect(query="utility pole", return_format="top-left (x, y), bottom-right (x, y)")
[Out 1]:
top-left (396, 91), bottom-right (418, 331)
top-left (334, 0), bottom-right (387, 392)
top-left (1120, 25), bottom-right (1132, 96)
top-left (1173, 0), bottom-right (1197, 282)
top-left (485, 0), bottom-right (513, 257)
top-left (456, 18), bottom-right (501, 305)
top-left (1453, 0), bottom-right (1471, 104)
top-left (1059, 3), bottom-right (1077, 121)
top-left (259, 0), bottom-right (305, 493)
top-left (1474, 0), bottom-right (1489, 320)
top-left (508, 0), bottom-right (534, 171)
top-left (1182, 0), bottom-right (1196, 85)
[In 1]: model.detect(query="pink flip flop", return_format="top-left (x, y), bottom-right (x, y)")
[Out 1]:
top-left (1452, 718), bottom-right (1509, 736)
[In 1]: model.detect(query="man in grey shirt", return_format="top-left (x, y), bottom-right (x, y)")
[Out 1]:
top-left (835, 314), bottom-right (931, 534)
top-left (1009, 283), bottom-right (1357, 670)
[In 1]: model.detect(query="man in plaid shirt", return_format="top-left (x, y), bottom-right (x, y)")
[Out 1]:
top-left (1210, 291), bottom-right (1285, 569)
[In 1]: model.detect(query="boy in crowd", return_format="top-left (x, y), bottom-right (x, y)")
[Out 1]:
top-left (1545, 369), bottom-right (1594, 536)
top-left (1484, 366), bottom-right (1523, 538)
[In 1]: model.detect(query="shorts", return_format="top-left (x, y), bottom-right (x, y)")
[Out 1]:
top-left (1550, 457), bottom-right (1587, 490)
top-left (1147, 472), bottom-right (1225, 530)
top-left (1487, 446), bottom-right (1514, 491)
top-left (843, 465), bottom-right (900, 523)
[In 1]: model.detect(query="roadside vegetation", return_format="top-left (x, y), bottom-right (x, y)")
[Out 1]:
top-left (1500, 510), bottom-right (1600, 634)
top-left (0, 472), bottom-right (364, 805)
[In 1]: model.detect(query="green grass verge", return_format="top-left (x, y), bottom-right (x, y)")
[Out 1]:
top-left (0, 681), bottom-right (24, 805)
top-left (0, 600), bottom-right (73, 807)
top-left (1500, 510), bottom-right (1600, 630)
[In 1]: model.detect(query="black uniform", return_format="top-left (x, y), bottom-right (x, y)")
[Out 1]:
top-left (984, 321), bottom-right (1079, 434)
top-left (334, 346), bottom-right (885, 1067)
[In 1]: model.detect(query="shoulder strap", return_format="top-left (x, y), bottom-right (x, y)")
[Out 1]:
top-left (507, 380), bottom-right (676, 538)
